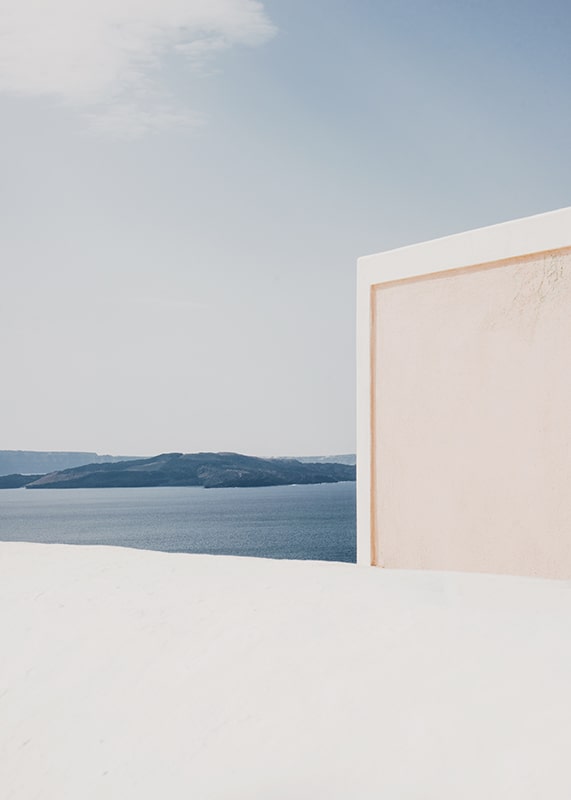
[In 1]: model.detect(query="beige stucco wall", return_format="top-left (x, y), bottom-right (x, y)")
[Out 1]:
top-left (370, 249), bottom-right (571, 578)
top-left (357, 209), bottom-right (571, 576)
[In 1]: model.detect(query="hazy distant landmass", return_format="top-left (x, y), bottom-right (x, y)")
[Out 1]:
top-left (296, 454), bottom-right (356, 466)
top-left (19, 452), bottom-right (355, 490)
top-left (0, 450), bottom-right (356, 477)
top-left (0, 450), bottom-right (142, 476)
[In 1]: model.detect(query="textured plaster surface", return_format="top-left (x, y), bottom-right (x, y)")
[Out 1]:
top-left (357, 206), bottom-right (571, 573)
top-left (2, 543), bottom-right (571, 798)
top-left (372, 250), bottom-right (571, 578)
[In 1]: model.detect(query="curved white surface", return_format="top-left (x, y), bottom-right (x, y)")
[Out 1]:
top-left (1, 543), bottom-right (571, 798)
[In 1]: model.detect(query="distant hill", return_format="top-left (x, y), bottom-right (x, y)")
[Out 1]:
top-left (0, 450), bottom-right (143, 476)
top-left (22, 452), bottom-right (356, 490)
top-left (295, 454), bottom-right (356, 466)
top-left (0, 474), bottom-right (44, 489)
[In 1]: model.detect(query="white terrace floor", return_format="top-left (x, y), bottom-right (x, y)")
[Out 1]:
top-left (1, 542), bottom-right (571, 799)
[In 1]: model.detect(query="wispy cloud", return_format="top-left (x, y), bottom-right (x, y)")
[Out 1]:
top-left (0, 0), bottom-right (275, 137)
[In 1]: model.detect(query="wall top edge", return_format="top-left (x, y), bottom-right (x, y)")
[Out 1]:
top-left (357, 205), bottom-right (571, 285)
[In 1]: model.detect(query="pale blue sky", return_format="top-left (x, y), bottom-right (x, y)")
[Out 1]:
top-left (1, 0), bottom-right (570, 456)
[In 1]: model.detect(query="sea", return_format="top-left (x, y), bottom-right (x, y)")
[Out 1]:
top-left (0, 481), bottom-right (356, 563)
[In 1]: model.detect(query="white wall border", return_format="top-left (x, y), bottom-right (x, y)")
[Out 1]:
top-left (356, 206), bottom-right (571, 567)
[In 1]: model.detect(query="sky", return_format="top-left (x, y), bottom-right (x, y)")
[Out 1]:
top-left (1, 0), bottom-right (571, 458)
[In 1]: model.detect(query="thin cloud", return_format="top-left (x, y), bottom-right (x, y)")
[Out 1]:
top-left (0, 0), bottom-right (275, 137)
top-left (86, 103), bottom-right (206, 140)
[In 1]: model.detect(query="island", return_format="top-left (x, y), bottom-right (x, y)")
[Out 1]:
top-left (17, 452), bottom-right (356, 489)
top-left (0, 473), bottom-right (44, 489)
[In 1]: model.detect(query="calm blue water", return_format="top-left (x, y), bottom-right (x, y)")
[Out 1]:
top-left (0, 482), bottom-right (356, 562)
